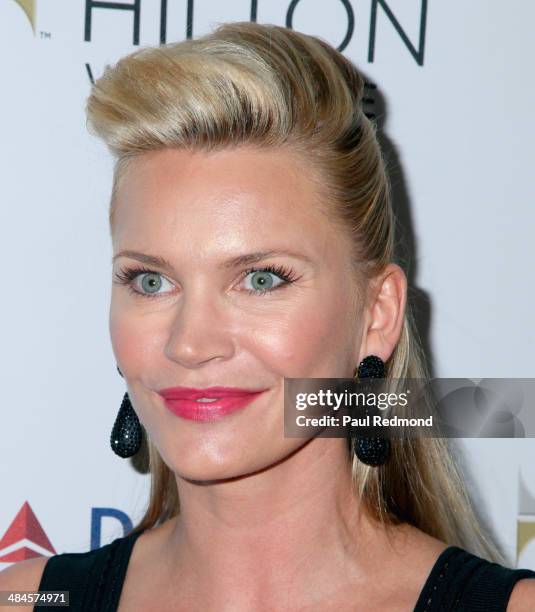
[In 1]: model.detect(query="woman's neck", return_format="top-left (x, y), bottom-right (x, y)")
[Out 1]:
top-left (159, 437), bottom-right (389, 609)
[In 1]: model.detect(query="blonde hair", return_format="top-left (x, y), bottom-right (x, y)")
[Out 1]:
top-left (86, 21), bottom-right (503, 563)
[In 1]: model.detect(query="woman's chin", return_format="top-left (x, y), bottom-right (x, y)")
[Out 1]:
top-left (162, 438), bottom-right (310, 486)
top-left (159, 444), bottom-right (261, 483)
top-left (172, 461), bottom-right (267, 485)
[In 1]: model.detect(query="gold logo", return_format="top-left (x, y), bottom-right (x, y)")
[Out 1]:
top-left (13, 0), bottom-right (36, 34)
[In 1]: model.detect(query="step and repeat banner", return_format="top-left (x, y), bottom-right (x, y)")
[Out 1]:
top-left (1, 0), bottom-right (534, 570)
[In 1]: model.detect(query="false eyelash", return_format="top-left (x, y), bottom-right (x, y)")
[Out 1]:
top-left (114, 265), bottom-right (155, 284)
top-left (113, 263), bottom-right (300, 299)
top-left (113, 265), bottom-right (163, 299)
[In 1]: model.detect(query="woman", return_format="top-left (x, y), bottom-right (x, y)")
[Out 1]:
top-left (1, 21), bottom-right (534, 612)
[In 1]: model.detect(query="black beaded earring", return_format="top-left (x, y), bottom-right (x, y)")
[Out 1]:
top-left (111, 366), bottom-right (142, 458)
top-left (353, 355), bottom-right (391, 466)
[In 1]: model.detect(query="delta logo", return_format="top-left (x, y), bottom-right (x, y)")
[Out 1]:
top-left (0, 502), bottom-right (135, 565)
top-left (0, 501), bottom-right (55, 562)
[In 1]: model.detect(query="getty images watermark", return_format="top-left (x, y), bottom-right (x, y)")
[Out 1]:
top-left (283, 378), bottom-right (534, 438)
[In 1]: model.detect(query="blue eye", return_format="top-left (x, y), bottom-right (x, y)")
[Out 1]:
top-left (113, 266), bottom-right (174, 298)
top-left (243, 269), bottom-right (285, 294)
top-left (241, 264), bottom-right (299, 296)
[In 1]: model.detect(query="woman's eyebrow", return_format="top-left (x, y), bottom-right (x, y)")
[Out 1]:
top-left (112, 249), bottom-right (313, 272)
top-left (220, 250), bottom-right (313, 268)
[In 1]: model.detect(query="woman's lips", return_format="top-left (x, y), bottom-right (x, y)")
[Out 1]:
top-left (160, 390), bottom-right (267, 421)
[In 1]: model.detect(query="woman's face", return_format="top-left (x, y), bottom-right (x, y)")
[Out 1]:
top-left (110, 146), bottom-right (366, 481)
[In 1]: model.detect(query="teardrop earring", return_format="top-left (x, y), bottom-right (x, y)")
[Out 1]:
top-left (353, 355), bottom-right (391, 466)
top-left (111, 366), bottom-right (142, 458)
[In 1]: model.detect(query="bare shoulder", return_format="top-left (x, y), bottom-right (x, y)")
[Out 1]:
top-left (0, 556), bottom-right (48, 589)
top-left (507, 578), bottom-right (535, 612)
top-left (383, 521), bottom-right (449, 565)
top-left (359, 521), bottom-right (450, 611)
top-left (0, 557), bottom-right (49, 610)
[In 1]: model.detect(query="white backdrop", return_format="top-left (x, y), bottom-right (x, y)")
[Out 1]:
top-left (1, 0), bottom-right (534, 570)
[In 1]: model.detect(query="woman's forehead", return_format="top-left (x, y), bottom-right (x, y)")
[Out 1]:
top-left (116, 146), bottom-right (315, 199)
top-left (112, 147), bottom-right (338, 241)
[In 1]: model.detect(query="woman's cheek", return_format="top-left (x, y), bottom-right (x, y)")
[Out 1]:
top-left (109, 303), bottom-right (155, 376)
top-left (243, 297), bottom-right (341, 376)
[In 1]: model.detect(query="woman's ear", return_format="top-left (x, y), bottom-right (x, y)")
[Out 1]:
top-left (358, 263), bottom-right (407, 363)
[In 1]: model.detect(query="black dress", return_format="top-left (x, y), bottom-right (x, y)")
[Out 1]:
top-left (34, 529), bottom-right (535, 611)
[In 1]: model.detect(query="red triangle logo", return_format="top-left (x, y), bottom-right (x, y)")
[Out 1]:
top-left (0, 501), bottom-right (55, 554)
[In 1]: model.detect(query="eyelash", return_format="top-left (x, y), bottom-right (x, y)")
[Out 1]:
top-left (113, 264), bottom-right (300, 299)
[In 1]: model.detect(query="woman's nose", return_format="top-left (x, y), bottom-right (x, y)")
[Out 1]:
top-left (163, 288), bottom-right (235, 368)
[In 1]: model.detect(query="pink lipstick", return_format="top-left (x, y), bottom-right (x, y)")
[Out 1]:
top-left (157, 386), bottom-right (268, 422)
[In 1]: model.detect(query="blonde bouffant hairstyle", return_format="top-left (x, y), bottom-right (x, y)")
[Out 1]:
top-left (86, 21), bottom-right (502, 563)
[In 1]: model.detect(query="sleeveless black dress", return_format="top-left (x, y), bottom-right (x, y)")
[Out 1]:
top-left (34, 529), bottom-right (535, 611)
